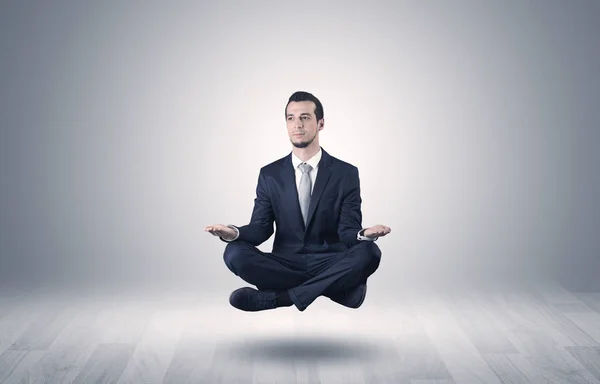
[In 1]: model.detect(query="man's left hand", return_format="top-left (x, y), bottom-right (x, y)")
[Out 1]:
top-left (364, 225), bottom-right (391, 239)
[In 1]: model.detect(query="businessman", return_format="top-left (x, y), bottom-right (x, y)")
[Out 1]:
top-left (206, 91), bottom-right (391, 312)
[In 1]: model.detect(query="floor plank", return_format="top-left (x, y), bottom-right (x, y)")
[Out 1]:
top-left (97, 297), bottom-right (158, 345)
top-left (534, 281), bottom-right (589, 307)
top-left (483, 353), bottom-right (548, 384)
top-left (443, 291), bottom-right (519, 354)
top-left (575, 293), bottom-right (600, 315)
top-left (248, 310), bottom-right (298, 384)
top-left (293, 360), bottom-right (321, 384)
top-left (163, 293), bottom-right (245, 384)
top-left (9, 299), bottom-right (76, 350)
top-left (566, 347), bottom-right (600, 381)
top-left (471, 290), bottom-right (600, 383)
top-left (525, 290), bottom-right (598, 347)
top-left (0, 350), bottom-right (46, 383)
top-left (1, 281), bottom-right (600, 383)
top-left (0, 350), bottom-right (29, 383)
top-left (408, 292), bottom-right (504, 384)
top-left (364, 294), bottom-right (455, 383)
top-left (116, 292), bottom-right (194, 384)
top-left (72, 343), bottom-right (135, 384)
top-left (0, 295), bottom-right (50, 356)
top-left (24, 300), bottom-right (107, 383)
top-left (562, 312), bottom-right (600, 344)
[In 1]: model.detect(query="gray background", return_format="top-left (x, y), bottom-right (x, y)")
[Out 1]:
top-left (1, 0), bottom-right (599, 293)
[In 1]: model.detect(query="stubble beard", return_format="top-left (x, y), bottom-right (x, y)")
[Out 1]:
top-left (291, 131), bottom-right (317, 148)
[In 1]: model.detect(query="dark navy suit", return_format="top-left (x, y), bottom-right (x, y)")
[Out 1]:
top-left (222, 148), bottom-right (381, 311)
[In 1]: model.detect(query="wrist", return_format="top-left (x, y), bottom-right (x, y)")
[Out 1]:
top-left (225, 225), bottom-right (239, 241)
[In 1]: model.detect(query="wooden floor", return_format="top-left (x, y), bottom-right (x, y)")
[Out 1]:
top-left (1, 280), bottom-right (600, 383)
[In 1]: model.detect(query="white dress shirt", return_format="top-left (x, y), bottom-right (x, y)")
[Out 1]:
top-left (224, 149), bottom-right (376, 242)
top-left (291, 148), bottom-right (321, 194)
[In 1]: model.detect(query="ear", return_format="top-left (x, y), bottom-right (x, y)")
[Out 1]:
top-left (318, 119), bottom-right (324, 130)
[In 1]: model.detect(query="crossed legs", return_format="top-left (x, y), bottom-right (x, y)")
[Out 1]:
top-left (223, 241), bottom-right (381, 311)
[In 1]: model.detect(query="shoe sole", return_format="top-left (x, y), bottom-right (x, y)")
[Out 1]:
top-left (354, 284), bottom-right (367, 308)
top-left (330, 284), bottom-right (367, 309)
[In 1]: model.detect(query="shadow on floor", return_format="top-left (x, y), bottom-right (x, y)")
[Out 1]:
top-left (228, 336), bottom-right (392, 363)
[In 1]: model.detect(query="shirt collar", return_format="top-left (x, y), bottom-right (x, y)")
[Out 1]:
top-left (292, 147), bottom-right (322, 171)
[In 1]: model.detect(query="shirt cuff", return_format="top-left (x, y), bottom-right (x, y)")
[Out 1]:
top-left (357, 228), bottom-right (377, 241)
top-left (221, 225), bottom-right (239, 242)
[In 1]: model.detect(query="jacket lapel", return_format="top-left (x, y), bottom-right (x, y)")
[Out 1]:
top-left (305, 149), bottom-right (332, 229)
top-left (279, 154), bottom-right (305, 229)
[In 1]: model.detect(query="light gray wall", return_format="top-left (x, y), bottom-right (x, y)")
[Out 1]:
top-left (1, 1), bottom-right (599, 291)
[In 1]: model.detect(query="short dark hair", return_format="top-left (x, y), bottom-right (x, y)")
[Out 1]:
top-left (285, 91), bottom-right (324, 122)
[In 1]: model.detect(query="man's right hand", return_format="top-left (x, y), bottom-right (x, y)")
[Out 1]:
top-left (205, 224), bottom-right (237, 241)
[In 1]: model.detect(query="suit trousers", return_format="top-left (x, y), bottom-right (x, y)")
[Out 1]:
top-left (223, 240), bottom-right (382, 311)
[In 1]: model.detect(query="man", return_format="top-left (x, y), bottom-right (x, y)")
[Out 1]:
top-left (205, 91), bottom-right (391, 312)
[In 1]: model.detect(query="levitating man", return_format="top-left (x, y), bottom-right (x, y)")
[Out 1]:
top-left (206, 91), bottom-right (391, 312)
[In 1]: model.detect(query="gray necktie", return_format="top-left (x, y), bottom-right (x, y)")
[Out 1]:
top-left (298, 163), bottom-right (313, 225)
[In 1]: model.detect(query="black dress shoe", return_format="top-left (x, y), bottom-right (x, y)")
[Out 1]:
top-left (229, 287), bottom-right (279, 312)
top-left (328, 284), bottom-right (367, 309)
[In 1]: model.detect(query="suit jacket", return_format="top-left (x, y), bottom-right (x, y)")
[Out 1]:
top-left (228, 148), bottom-right (365, 254)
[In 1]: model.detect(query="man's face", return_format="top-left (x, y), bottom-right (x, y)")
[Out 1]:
top-left (286, 101), bottom-right (323, 148)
